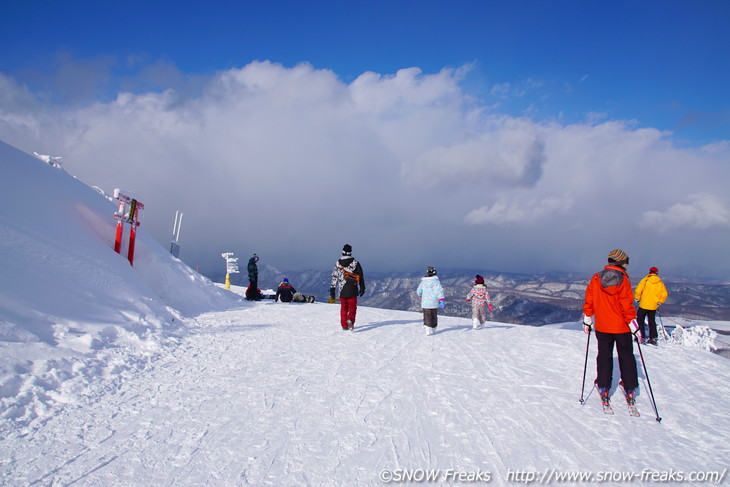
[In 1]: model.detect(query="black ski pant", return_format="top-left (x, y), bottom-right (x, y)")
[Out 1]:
top-left (423, 308), bottom-right (438, 328)
top-left (595, 330), bottom-right (638, 391)
top-left (636, 307), bottom-right (657, 340)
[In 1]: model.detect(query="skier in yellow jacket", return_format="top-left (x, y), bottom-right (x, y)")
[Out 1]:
top-left (634, 267), bottom-right (668, 346)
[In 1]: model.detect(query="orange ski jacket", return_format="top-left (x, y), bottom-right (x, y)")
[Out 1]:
top-left (583, 265), bottom-right (636, 334)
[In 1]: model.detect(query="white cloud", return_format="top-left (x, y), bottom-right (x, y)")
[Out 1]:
top-left (640, 194), bottom-right (730, 231)
top-left (584, 111), bottom-right (608, 124)
top-left (1, 61), bottom-right (729, 276)
top-left (464, 196), bottom-right (574, 225)
top-left (489, 82), bottom-right (511, 98)
top-left (349, 66), bottom-right (463, 115)
top-left (405, 121), bottom-right (546, 189)
top-left (0, 74), bottom-right (38, 110)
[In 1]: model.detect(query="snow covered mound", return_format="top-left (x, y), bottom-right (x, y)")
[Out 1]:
top-left (0, 140), bottom-right (239, 423)
top-left (670, 325), bottom-right (718, 351)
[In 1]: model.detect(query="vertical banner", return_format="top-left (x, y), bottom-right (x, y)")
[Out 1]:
top-left (113, 189), bottom-right (144, 266)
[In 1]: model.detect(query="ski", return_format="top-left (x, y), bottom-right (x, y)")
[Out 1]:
top-left (596, 384), bottom-right (614, 415)
top-left (619, 381), bottom-right (641, 417)
top-left (601, 400), bottom-right (614, 415)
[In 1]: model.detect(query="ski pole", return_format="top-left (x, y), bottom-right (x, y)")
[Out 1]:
top-left (635, 338), bottom-right (662, 423)
top-left (579, 325), bottom-right (591, 404)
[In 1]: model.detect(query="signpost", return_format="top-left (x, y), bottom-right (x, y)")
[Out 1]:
top-left (221, 252), bottom-right (239, 290)
top-left (113, 189), bottom-right (144, 266)
top-left (170, 211), bottom-right (184, 258)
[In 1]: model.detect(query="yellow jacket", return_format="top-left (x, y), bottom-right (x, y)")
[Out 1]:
top-left (634, 274), bottom-right (668, 310)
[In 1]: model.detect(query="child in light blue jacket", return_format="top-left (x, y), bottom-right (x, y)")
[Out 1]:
top-left (416, 266), bottom-right (445, 336)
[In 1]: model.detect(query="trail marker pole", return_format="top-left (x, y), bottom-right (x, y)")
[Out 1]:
top-left (221, 252), bottom-right (239, 290)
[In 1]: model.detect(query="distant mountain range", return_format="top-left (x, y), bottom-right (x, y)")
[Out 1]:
top-left (207, 266), bottom-right (730, 326)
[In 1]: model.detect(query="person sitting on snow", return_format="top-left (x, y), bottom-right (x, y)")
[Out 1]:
top-left (275, 278), bottom-right (314, 303)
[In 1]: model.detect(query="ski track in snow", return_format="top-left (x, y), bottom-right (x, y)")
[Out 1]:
top-left (1, 301), bottom-right (729, 486)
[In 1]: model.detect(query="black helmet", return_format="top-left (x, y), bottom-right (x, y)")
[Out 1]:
top-left (426, 266), bottom-right (437, 277)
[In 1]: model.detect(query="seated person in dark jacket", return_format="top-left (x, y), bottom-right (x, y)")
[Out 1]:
top-left (275, 278), bottom-right (313, 303)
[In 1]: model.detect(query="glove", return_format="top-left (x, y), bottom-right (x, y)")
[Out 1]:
top-left (582, 314), bottom-right (593, 334)
top-left (329, 287), bottom-right (335, 300)
top-left (358, 285), bottom-right (365, 297)
top-left (438, 299), bottom-right (445, 309)
top-left (628, 319), bottom-right (642, 341)
top-left (488, 304), bottom-right (493, 312)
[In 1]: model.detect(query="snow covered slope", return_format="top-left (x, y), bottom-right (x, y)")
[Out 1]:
top-left (2, 300), bottom-right (728, 486)
top-left (0, 140), bottom-right (728, 485)
top-left (0, 140), bottom-right (239, 422)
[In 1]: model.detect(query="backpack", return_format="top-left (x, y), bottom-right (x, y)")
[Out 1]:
top-left (338, 263), bottom-right (361, 284)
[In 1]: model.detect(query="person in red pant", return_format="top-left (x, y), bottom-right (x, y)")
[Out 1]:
top-left (583, 249), bottom-right (642, 406)
top-left (330, 244), bottom-right (365, 330)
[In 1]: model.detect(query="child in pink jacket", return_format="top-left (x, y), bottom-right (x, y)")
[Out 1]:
top-left (466, 275), bottom-right (493, 329)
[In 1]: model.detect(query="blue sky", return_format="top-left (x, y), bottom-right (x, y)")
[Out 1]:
top-left (3, 0), bottom-right (728, 142)
top-left (2, 1), bottom-right (730, 278)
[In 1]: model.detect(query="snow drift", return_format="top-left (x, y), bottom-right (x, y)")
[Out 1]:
top-left (0, 140), bottom-right (239, 423)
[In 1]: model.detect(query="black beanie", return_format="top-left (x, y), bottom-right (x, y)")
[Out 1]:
top-left (342, 244), bottom-right (352, 256)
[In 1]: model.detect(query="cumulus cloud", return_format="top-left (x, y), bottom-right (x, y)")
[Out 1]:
top-left (349, 66), bottom-right (464, 114)
top-left (405, 119), bottom-right (546, 189)
top-left (640, 194), bottom-right (730, 231)
top-left (1, 60), bottom-right (729, 276)
top-left (464, 195), bottom-right (574, 225)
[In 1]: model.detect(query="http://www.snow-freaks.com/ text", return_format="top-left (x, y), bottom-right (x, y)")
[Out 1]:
top-left (378, 467), bottom-right (727, 484)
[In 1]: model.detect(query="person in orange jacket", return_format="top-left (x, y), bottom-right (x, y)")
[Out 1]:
top-left (634, 267), bottom-right (668, 346)
top-left (582, 249), bottom-right (641, 405)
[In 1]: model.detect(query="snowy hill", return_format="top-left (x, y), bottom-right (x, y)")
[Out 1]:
top-left (1, 140), bottom-right (729, 486)
top-left (0, 140), bottom-right (240, 420)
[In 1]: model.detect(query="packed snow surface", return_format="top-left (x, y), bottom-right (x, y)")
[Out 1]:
top-left (1, 140), bottom-right (729, 486)
top-left (3, 297), bottom-right (729, 486)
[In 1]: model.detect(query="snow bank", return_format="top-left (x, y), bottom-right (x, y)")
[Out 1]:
top-left (670, 325), bottom-right (718, 351)
top-left (0, 140), bottom-right (240, 424)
